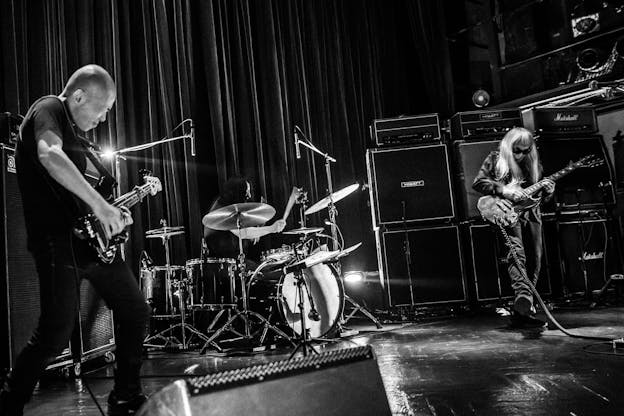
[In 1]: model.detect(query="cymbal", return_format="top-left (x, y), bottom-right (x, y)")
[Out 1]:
top-left (335, 242), bottom-right (362, 259)
top-left (285, 242), bottom-right (362, 273)
top-left (145, 226), bottom-right (185, 239)
top-left (283, 226), bottom-right (324, 235)
top-left (304, 183), bottom-right (359, 215)
top-left (202, 202), bottom-right (276, 231)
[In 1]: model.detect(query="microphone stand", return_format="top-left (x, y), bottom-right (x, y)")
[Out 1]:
top-left (296, 129), bottom-right (382, 331)
top-left (295, 133), bottom-right (339, 252)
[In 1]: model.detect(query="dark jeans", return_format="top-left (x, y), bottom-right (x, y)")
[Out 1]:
top-left (8, 231), bottom-right (150, 404)
top-left (504, 216), bottom-right (543, 310)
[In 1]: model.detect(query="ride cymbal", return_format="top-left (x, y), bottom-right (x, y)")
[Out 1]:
top-left (202, 202), bottom-right (276, 231)
top-left (304, 183), bottom-right (359, 215)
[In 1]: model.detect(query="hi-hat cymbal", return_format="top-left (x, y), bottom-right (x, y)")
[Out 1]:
top-left (304, 183), bottom-right (359, 215)
top-left (284, 242), bottom-right (362, 273)
top-left (282, 226), bottom-right (324, 236)
top-left (145, 226), bottom-right (185, 239)
top-left (202, 202), bottom-right (276, 231)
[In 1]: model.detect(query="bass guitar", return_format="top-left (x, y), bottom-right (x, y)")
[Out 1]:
top-left (74, 174), bottom-right (162, 263)
top-left (477, 154), bottom-right (603, 226)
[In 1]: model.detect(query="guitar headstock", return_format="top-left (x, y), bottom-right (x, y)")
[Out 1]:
top-left (571, 154), bottom-right (604, 169)
top-left (142, 175), bottom-right (162, 196)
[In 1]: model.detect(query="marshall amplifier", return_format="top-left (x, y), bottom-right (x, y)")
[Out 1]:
top-left (450, 108), bottom-right (522, 140)
top-left (366, 144), bottom-right (455, 226)
top-left (523, 106), bottom-right (598, 135)
top-left (371, 114), bottom-right (441, 147)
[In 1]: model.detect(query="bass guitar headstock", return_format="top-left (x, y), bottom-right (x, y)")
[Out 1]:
top-left (141, 171), bottom-right (162, 196)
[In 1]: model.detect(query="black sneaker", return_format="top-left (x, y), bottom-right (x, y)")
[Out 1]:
top-left (107, 391), bottom-right (148, 416)
top-left (509, 313), bottom-right (548, 329)
top-left (513, 296), bottom-right (532, 316)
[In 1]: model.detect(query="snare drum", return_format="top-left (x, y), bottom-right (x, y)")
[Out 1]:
top-left (185, 257), bottom-right (237, 306)
top-left (139, 265), bottom-right (186, 316)
top-left (248, 262), bottom-right (344, 338)
top-left (261, 244), bottom-right (307, 264)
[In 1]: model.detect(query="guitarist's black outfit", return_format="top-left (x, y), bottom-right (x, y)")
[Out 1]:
top-left (3, 96), bottom-right (150, 414)
top-left (473, 151), bottom-right (551, 328)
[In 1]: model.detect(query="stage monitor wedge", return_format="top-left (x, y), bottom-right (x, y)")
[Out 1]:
top-left (136, 345), bottom-right (391, 416)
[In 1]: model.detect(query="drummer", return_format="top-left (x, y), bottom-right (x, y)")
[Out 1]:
top-left (203, 176), bottom-right (286, 263)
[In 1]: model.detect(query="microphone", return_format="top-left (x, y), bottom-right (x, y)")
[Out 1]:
top-left (308, 308), bottom-right (321, 321)
top-left (189, 119), bottom-right (196, 157)
top-left (294, 126), bottom-right (301, 159)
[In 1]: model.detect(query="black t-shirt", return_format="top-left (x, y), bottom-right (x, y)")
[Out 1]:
top-left (16, 95), bottom-right (87, 249)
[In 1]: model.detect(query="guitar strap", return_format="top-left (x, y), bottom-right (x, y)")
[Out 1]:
top-left (60, 98), bottom-right (117, 198)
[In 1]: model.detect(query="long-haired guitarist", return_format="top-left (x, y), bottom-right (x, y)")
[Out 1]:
top-left (1, 65), bottom-right (150, 415)
top-left (473, 127), bottom-right (555, 329)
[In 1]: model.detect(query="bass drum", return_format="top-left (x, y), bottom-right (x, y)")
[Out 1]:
top-left (248, 263), bottom-right (344, 339)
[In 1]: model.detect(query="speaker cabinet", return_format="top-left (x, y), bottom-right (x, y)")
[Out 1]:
top-left (366, 144), bottom-right (455, 225)
top-left (379, 224), bottom-right (466, 307)
top-left (136, 346), bottom-right (391, 416)
top-left (74, 279), bottom-right (115, 363)
top-left (468, 223), bottom-right (551, 302)
top-left (556, 218), bottom-right (615, 295)
top-left (1, 146), bottom-right (114, 371)
top-left (453, 139), bottom-right (501, 220)
top-left (537, 136), bottom-right (615, 211)
top-left (0, 146), bottom-right (72, 370)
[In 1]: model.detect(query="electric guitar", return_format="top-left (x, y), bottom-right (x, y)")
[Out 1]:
top-left (74, 174), bottom-right (162, 263)
top-left (477, 154), bottom-right (603, 227)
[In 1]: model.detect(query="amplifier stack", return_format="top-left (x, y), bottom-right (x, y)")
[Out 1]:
top-left (367, 103), bottom-right (623, 310)
top-left (367, 115), bottom-right (467, 308)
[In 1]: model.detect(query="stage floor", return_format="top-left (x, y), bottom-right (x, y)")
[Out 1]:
top-left (23, 305), bottom-right (624, 415)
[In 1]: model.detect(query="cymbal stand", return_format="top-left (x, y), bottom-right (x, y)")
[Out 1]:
top-left (144, 221), bottom-right (210, 350)
top-left (199, 216), bottom-right (294, 354)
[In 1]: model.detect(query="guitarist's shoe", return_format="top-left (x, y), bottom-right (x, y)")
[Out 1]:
top-left (107, 391), bottom-right (148, 415)
top-left (513, 296), bottom-right (532, 316)
top-left (508, 312), bottom-right (547, 330)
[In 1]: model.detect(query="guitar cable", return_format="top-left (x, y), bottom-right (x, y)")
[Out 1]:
top-left (497, 224), bottom-right (621, 343)
top-left (68, 231), bottom-right (107, 416)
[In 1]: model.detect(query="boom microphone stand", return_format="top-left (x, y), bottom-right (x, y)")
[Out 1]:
top-left (295, 127), bottom-right (382, 331)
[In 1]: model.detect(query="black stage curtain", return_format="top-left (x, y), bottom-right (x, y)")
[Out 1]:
top-left (0, 0), bottom-right (452, 272)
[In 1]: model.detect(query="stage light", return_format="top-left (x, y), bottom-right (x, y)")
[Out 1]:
top-left (101, 148), bottom-right (115, 159)
top-left (472, 89), bottom-right (490, 108)
top-left (344, 271), bottom-right (364, 283)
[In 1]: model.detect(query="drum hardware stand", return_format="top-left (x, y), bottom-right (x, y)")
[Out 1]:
top-left (143, 220), bottom-right (209, 350)
top-left (342, 294), bottom-right (383, 329)
top-left (289, 268), bottom-right (320, 358)
top-left (199, 218), bottom-right (294, 354)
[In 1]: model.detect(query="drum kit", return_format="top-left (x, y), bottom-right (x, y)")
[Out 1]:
top-left (139, 182), bottom-right (380, 355)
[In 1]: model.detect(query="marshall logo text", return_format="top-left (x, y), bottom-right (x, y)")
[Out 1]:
top-left (554, 113), bottom-right (579, 122)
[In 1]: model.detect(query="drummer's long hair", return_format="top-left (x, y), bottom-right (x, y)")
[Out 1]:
top-left (220, 175), bottom-right (253, 204)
